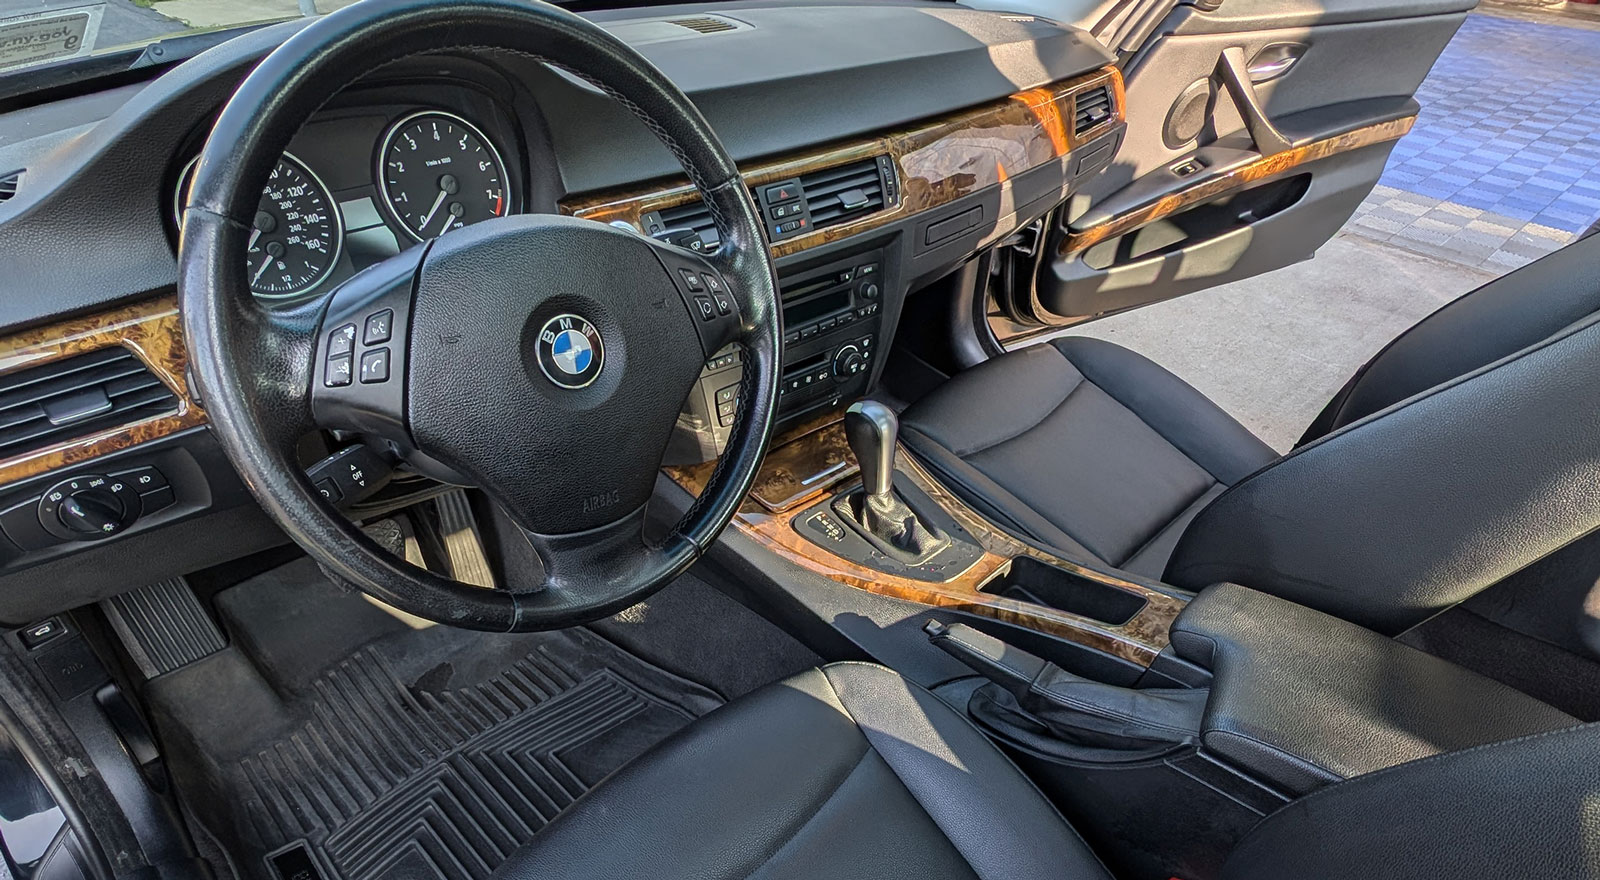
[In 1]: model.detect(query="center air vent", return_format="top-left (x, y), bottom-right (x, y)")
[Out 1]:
top-left (1074, 85), bottom-right (1115, 135)
top-left (799, 158), bottom-right (889, 230)
top-left (0, 347), bottom-right (179, 460)
top-left (0, 170), bottom-right (21, 204)
top-left (638, 155), bottom-right (898, 247)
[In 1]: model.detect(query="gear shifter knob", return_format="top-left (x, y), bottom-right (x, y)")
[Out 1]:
top-left (844, 400), bottom-right (897, 498)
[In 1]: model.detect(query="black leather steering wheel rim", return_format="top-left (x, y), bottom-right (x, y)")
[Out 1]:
top-left (177, 0), bottom-right (781, 631)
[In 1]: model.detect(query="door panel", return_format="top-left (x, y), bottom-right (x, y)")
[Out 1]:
top-left (1002, 1), bottom-right (1471, 329)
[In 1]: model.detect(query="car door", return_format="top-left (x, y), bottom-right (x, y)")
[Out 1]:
top-left (971, 0), bottom-right (1474, 330)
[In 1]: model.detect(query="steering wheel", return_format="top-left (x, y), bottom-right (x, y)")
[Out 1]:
top-left (177, 0), bottom-right (781, 631)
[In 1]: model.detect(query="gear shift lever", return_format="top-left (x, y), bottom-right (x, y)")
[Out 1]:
top-left (836, 399), bottom-right (949, 562)
top-left (844, 400), bottom-right (897, 499)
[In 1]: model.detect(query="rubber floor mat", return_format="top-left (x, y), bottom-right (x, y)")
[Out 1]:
top-left (243, 646), bottom-right (684, 880)
top-left (147, 579), bottom-right (722, 880)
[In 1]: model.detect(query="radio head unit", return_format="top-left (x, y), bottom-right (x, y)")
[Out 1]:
top-left (666, 248), bottom-right (887, 464)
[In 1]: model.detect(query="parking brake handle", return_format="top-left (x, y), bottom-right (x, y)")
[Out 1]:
top-left (925, 619), bottom-right (1206, 748)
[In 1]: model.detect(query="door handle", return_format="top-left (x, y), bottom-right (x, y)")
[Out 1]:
top-left (1218, 47), bottom-right (1292, 157)
top-left (1247, 43), bottom-right (1307, 83)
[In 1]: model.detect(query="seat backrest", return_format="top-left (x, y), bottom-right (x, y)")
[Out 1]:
top-left (1164, 244), bottom-right (1600, 633)
top-left (1220, 721), bottom-right (1600, 879)
top-left (1300, 232), bottom-right (1600, 442)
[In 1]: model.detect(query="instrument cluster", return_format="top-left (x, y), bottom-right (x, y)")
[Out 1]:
top-left (174, 101), bottom-right (520, 301)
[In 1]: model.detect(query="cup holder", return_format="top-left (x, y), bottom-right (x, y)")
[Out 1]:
top-left (979, 557), bottom-right (1147, 625)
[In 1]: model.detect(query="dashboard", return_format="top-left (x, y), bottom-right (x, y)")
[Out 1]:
top-left (169, 72), bottom-right (531, 300)
top-left (0, 3), bottom-right (1124, 624)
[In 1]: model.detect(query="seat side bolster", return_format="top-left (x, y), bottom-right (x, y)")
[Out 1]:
top-left (1167, 312), bottom-right (1600, 634)
top-left (1221, 723), bottom-right (1600, 880)
top-left (821, 663), bottom-right (1114, 880)
top-left (1303, 232), bottom-right (1600, 443)
top-left (1052, 336), bottom-right (1278, 486)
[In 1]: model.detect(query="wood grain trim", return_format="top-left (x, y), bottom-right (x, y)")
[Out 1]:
top-left (563, 68), bottom-right (1125, 259)
top-left (666, 413), bottom-right (1186, 666)
top-left (1060, 114), bottom-right (1416, 255)
top-left (0, 295), bottom-right (206, 488)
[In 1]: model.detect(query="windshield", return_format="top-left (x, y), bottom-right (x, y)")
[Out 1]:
top-left (0, 0), bottom-right (353, 76)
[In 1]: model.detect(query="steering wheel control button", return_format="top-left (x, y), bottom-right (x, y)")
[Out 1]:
top-left (712, 290), bottom-right (734, 316)
top-left (694, 296), bottom-right (717, 322)
top-left (363, 310), bottom-right (394, 345)
top-left (326, 354), bottom-right (353, 387)
top-left (306, 445), bottom-right (393, 510)
top-left (329, 324), bottom-right (357, 356)
top-left (535, 314), bottom-right (605, 389)
top-left (678, 270), bottom-right (705, 293)
top-left (359, 349), bottom-right (391, 384)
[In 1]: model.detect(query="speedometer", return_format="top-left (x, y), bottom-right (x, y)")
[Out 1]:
top-left (175, 154), bottom-right (343, 299)
top-left (377, 110), bottom-right (510, 241)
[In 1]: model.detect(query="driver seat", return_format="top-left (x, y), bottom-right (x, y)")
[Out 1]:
top-left (493, 662), bottom-right (1598, 880)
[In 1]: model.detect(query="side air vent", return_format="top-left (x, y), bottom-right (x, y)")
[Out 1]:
top-left (0, 347), bottom-right (179, 460)
top-left (0, 170), bottom-right (21, 204)
top-left (652, 199), bottom-right (719, 252)
top-left (799, 158), bottom-right (888, 231)
top-left (671, 16), bottom-right (737, 34)
top-left (1074, 85), bottom-right (1115, 135)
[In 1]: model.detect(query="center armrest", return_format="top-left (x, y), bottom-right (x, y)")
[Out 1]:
top-left (1169, 582), bottom-right (1577, 796)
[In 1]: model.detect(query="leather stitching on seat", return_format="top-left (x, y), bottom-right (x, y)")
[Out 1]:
top-left (1115, 480), bottom-right (1221, 570)
top-left (903, 436), bottom-right (1106, 563)
top-left (952, 369), bottom-right (1087, 458)
top-left (735, 748), bottom-right (877, 880)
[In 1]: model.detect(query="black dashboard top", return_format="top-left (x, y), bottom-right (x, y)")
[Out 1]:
top-left (0, 2), bottom-right (1111, 330)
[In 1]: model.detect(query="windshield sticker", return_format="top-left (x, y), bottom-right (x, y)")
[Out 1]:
top-left (0, 5), bottom-right (104, 72)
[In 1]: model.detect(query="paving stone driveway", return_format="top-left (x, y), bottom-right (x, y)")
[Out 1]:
top-left (1345, 9), bottom-right (1600, 271)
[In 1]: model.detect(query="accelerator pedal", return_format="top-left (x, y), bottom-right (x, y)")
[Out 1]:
top-left (433, 488), bottom-right (496, 589)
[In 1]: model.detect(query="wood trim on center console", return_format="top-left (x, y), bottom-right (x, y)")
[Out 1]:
top-left (666, 411), bottom-right (1187, 666)
top-left (562, 67), bottom-right (1125, 259)
top-left (1059, 114), bottom-right (1417, 256)
top-left (0, 295), bottom-right (206, 489)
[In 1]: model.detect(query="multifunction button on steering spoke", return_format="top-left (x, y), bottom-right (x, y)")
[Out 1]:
top-left (311, 247), bottom-right (420, 439)
top-left (656, 249), bottom-right (741, 357)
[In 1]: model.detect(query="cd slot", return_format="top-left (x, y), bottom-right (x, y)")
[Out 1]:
top-left (783, 351), bottom-right (829, 379)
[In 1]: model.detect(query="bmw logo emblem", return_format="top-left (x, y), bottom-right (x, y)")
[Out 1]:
top-left (536, 314), bottom-right (605, 389)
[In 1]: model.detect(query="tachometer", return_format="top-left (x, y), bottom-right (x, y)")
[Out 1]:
top-left (175, 154), bottom-right (343, 299)
top-left (377, 110), bottom-right (510, 241)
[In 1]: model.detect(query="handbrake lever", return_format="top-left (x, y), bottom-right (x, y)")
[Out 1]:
top-left (925, 619), bottom-right (1206, 748)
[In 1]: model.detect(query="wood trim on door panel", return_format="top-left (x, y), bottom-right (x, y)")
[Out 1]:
top-left (0, 295), bottom-right (207, 488)
top-left (1059, 114), bottom-right (1416, 256)
top-left (665, 412), bottom-right (1187, 666)
top-left (563, 68), bottom-right (1126, 259)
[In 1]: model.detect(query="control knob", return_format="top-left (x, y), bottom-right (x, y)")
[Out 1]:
top-left (58, 490), bottom-right (125, 536)
top-left (833, 344), bottom-right (865, 379)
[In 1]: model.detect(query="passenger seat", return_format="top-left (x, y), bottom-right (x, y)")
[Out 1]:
top-left (901, 233), bottom-right (1600, 634)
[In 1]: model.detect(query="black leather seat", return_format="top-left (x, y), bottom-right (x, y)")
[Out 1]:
top-left (902, 234), bottom-right (1600, 633)
top-left (496, 662), bottom-right (1600, 880)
